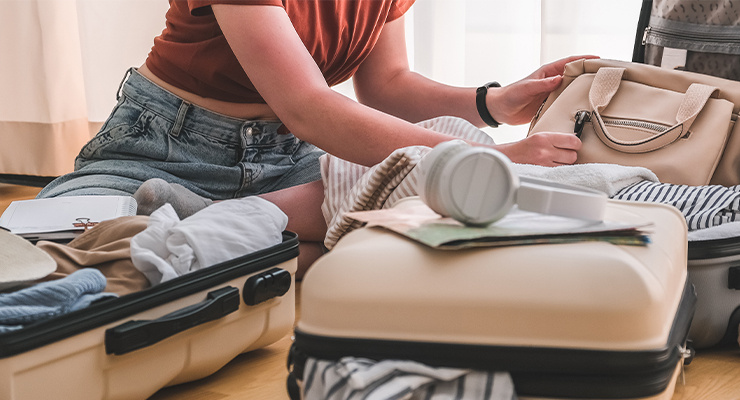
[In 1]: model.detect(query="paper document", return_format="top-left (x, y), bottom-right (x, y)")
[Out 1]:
top-left (345, 202), bottom-right (651, 250)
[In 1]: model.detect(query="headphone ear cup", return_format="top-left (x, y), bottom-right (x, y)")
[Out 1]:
top-left (418, 140), bottom-right (469, 217)
top-left (418, 141), bottom-right (518, 226)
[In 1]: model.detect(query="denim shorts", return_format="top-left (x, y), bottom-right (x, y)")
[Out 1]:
top-left (38, 68), bottom-right (325, 200)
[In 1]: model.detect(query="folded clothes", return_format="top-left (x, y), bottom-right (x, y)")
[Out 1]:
top-left (0, 269), bottom-right (116, 333)
top-left (36, 215), bottom-right (151, 296)
top-left (614, 180), bottom-right (740, 232)
top-left (302, 357), bottom-right (517, 400)
top-left (131, 196), bottom-right (288, 286)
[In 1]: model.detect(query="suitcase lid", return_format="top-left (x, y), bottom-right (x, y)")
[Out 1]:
top-left (298, 199), bottom-right (689, 352)
top-left (0, 231), bottom-right (299, 358)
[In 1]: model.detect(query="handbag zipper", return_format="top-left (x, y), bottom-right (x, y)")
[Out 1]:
top-left (642, 25), bottom-right (740, 47)
top-left (573, 110), bottom-right (591, 137)
top-left (573, 111), bottom-right (675, 138)
top-left (601, 117), bottom-right (671, 134)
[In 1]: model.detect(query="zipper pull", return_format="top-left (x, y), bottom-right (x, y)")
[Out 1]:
top-left (574, 110), bottom-right (591, 138)
top-left (642, 26), bottom-right (651, 46)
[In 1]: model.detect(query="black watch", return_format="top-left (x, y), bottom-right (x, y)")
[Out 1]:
top-left (476, 81), bottom-right (501, 128)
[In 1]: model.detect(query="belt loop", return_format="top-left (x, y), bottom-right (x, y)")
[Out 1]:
top-left (170, 101), bottom-right (191, 138)
top-left (117, 68), bottom-right (134, 101)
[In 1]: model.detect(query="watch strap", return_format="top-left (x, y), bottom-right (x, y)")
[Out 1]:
top-left (476, 81), bottom-right (501, 128)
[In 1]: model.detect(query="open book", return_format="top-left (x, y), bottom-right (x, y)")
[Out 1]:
top-left (0, 196), bottom-right (138, 243)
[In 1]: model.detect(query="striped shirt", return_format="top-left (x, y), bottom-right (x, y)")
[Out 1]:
top-left (613, 181), bottom-right (740, 231)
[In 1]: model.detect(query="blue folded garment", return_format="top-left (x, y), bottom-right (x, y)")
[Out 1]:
top-left (0, 269), bottom-right (117, 333)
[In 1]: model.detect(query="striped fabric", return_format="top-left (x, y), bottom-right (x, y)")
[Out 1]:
top-left (302, 357), bottom-right (517, 400)
top-left (613, 181), bottom-right (740, 231)
top-left (320, 116), bottom-right (495, 250)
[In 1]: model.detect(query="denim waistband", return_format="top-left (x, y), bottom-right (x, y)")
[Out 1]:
top-left (118, 68), bottom-right (286, 145)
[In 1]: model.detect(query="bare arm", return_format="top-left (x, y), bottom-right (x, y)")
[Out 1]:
top-left (213, 5), bottom-right (582, 167)
top-left (213, 5), bottom-right (456, 167)
top-left (353, 17), bottom-right (484, 125)
top-left (354, 19), bottom-right (594, 127)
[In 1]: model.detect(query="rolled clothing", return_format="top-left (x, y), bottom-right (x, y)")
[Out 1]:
top-left (0, 269), bottom-right (116, 333)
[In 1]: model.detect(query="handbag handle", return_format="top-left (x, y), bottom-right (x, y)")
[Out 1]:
top-left (588, 67), bottom-right (719, 153)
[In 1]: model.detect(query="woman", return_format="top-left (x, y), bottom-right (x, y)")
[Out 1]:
top-left (38, 0), bottom-right (586, 274)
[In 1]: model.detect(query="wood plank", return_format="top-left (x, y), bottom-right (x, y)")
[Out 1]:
top-left (0, 183), bottom-right (41, 211)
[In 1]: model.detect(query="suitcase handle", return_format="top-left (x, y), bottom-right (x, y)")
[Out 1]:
top-left (104, 286), bottom-right (240, 355)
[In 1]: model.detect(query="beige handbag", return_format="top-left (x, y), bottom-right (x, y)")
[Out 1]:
top-left (529, 59), bottom-right (740, 186)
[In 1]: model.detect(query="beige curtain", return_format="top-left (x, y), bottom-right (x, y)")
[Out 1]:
top-left (0, 0), bottom-right (168, 178)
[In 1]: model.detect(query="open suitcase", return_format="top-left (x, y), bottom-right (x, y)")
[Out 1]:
top-left (632, 0), bottom-right (740, 349)
top-left (0, 231), bottom-right (298, 400)
top-left (289, 198), bottom-right (696, 400)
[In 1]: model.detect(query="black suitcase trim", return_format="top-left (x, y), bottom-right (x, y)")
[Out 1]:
top-left (0, 231), bottom-right (299, 358)
top-left (688, 237), bottom-right (740, 260)
top-left (291, 277), bottom-right (695, 399)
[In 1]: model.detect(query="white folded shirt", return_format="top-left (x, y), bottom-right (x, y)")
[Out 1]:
top-left (131, 197), bottom-right (288, 285)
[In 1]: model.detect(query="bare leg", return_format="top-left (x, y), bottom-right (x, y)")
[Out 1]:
top-left (259, 180), bottom-right (328, 279)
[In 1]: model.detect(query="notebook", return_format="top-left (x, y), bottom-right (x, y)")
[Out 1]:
top-left (0, 196), bottom-right (138, 243)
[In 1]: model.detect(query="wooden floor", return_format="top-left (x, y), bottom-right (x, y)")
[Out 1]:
top-left (2, 183), bottom-right (740, 399)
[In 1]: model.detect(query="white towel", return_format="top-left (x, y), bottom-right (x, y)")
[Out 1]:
top-left (514, 163), bottom-right (658, 197)
top-left (130, 197), bottom-right (288, 285)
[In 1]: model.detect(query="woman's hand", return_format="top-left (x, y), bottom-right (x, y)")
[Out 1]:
top-left (488, 55), bottom-right (598, 126)
top-left (492, 132), bottom-right (582, 166)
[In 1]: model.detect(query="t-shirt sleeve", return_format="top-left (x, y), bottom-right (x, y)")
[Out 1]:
top-left (187, 0), bottom-right (283, 16)
top-left (387, 0), bottom-right (416, 22)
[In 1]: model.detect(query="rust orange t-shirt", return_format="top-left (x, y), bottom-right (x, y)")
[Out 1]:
top-left (145, 0), bottom-right (415, 104)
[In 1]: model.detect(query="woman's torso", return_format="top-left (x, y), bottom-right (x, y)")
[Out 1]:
top-left (143, 0), bottom-right (414, 120)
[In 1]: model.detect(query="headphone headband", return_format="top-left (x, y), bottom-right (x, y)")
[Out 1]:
top-left (418, 141), bottom-right (607, 226)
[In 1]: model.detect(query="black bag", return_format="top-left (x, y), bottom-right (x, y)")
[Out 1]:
top-left (633, 0), bottom-right (740, 81)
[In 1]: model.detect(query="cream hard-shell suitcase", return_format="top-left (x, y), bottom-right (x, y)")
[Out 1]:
top-left (686, 238), bottom-right (740, 349)
top-left (289, 199), bottom-right (695, 400)
top-left (0, 232), bottom-right (298, 400)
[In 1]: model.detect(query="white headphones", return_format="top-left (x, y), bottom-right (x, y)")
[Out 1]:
top-left (417, 140), bottom-right (607, 226)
